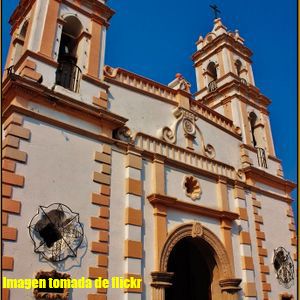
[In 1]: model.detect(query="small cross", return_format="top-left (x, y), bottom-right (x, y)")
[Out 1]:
top-left (209, 4), bottom-right (221, 19)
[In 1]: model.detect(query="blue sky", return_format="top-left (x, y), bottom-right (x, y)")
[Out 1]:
top-left (2, 1), bottom-right (297, 214)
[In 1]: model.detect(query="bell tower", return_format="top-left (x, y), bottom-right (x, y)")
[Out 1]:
top-left (4, 0), bottom-right (114, 102)
top-left (192, 18), bottom-right (278, 171)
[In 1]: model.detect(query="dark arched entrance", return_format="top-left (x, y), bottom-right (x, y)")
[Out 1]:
top-left (165, 236), bottom-right (215, 300)
top-left (151, 223), bottom-right (241, 300)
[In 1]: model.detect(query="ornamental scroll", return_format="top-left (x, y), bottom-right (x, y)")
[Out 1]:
top-left (158, 107), bottom-right (216, 159)
top-left (191, 222), bottom-right (203, 238)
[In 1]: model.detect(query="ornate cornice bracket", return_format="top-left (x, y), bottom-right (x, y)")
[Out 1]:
top-left (219, 278), bottom-right (242, 293)
top-left (150, 271), bottom-right (174, 289)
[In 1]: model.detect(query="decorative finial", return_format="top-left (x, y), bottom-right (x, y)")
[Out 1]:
top-left (209, 4), bottom-right (221, 19)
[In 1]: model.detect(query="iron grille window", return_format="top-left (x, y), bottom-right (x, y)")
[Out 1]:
top-left (256, 147), bottom-right (267, 168)
top-left (273, 247), bottom-right (294, 288)
top-left (29, 203), bottom-right (84, 262)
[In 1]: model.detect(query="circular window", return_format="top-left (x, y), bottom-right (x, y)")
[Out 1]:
top-left (273, 247), bottom-right (294, 288)
top-left (29, 203), bottom-right (84, 262)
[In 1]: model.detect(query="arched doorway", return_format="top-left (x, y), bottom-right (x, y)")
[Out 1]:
top-left (151, 223), bottom-right (241, 300)
top-left (165, 236), bottom-right (214, 300)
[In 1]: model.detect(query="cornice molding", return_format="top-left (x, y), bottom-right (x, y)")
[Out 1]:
top-left (2, 75), bottom-right (127, 129)
top-left (135, 132), bottom-right (240, 182)
top-left (242, 166), bottom-right (296, 194)
top-left (9, 0), bottom-right (35, 32)
top-left (195, 75), bottom-right (271, 110)
top-left (192, 33), bottom-right (253, 63)
top-left (147, 193), bottom-right (239, 221)
top-left (9, 0), bottom-right (115, 32)
top-left (190, 100), bottom-right (241, 139)
top-left (103, 66), bottom-right (178, 103)
top-left (104, 66), bottom-right (241, 138)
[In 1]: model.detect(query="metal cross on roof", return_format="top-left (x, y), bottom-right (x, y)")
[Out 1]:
top-left (209, 4), bottom-right (221, 19)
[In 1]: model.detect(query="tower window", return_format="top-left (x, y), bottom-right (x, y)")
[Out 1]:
top-left (207, 62), bottom-right (217, 80)
top-left (235, 59), bottom-right (242, 77)
top-left (14, 20), bottom-right (29, 63)
top-left (19, 21), bottom-right (29, 39)
top-left (249, 111), bottom-right (257, 147)
top-left (207, 62), bottom-right (218, 92)
top-left (235, 59), bottom-right (247, 85)
top-left (56, 16), bottom-right (83, 93)
top-left (249, 111), bottom-right (267, 168)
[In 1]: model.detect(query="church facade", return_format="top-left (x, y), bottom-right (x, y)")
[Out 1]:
top-left (2, 1), bottom-right (297, 300)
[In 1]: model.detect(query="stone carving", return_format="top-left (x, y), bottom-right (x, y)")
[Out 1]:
top-left (234, 126), bottom-right (242, 135)
top-left (182, 118), bottom-right (196, 136)
top-left (150, 271), bottom-right (174, 288)
top-left (169, 73), bottom-right (191, 93)
top-left (204, 144), bottom-right (216, 159)
top-left (159, 107), bottom-right (216, 158)
top-left (235, 169), bottom-right (245, 181)
top-left (33, 270), bottom-right (70, 300)
top-left (103, 65), bottom-right (118, 78)
top-left (114, 126), bottom-right (133, 143)
top-left (179, 80), bottom-right (191, 93)
top-left (161, 126), bottom-right (176, 144)
top-left (219, 278), bottom-right (242, 293)
top-left (160, 108), bottom-right (186, 144)
top-left (191, 222), bottom-right (203, 238)
top-left (183, 175), bottom-right (202, 201)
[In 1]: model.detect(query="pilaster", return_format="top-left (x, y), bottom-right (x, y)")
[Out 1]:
top-left (124, 150), bottom-right (144, 298)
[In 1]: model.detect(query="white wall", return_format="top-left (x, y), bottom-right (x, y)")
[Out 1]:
top-left (167, 208), bottom-right (221, 240)
top-left (29, 0), bottom-right (49, 52)
top-left (194, 117), bottom-right (241, 168)
top-left (165, 166), bottom-right (218, 210)
top-left (259, 194), bottom-right (297, 298)
top-left (4, 116), bottom-right (104, 299)
top-left (108, 84), bottom-right (175, 138)
top-left (255, 182), bottom-right (286, 197)
top-left (109, 83), bottom-right (242, 169)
